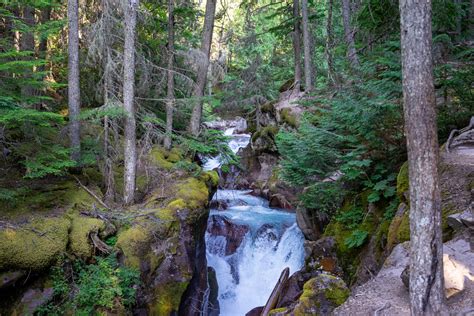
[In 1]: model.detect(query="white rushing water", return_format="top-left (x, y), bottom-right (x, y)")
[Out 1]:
top-left (204, 126), bottom-right (305, 315)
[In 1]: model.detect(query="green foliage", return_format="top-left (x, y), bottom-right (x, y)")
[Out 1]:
top-left (276, 39), bottom-right (405, 215)
top-left (0, 105), bottom-right (76, 178)
top-left (38, 255), bottom-right (140, 315)
top-left (344, 229), bottom-right (369, 249)
top-left (336, 206), bottom-right (365, 229)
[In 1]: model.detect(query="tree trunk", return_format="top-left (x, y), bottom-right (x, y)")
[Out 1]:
top-left (325, 0), bottom-right (336, 85)
top-left (68, 0), bottom-right (81, 163)
top-left (123, 0), bottom-right (138, 205)
top-left (301, 0), bottom-right (313, 91)
top-left (164, 0), bottom-right (175, 150)
top-left (292, 0), bottom-right (302, 91)
top-left (342, 0), bottom-right (359, 69)
top-left (188, 0), bottom-right (217, 136)
top-left (470, 0), bottom-right (474, 34)
top-left (399, 0), bottom-right (445, 314)
top-left (21, 5), bottom-right (36, 104)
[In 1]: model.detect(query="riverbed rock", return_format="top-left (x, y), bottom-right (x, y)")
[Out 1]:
top-left (207, 215), bottom-right (249, 255)
top-left (296, 206), bottom-right (321, 241)
top-left (207, 267), bottom-right (220, 316)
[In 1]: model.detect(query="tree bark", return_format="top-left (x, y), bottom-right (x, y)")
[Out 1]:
top-left (292, 0), bottom-right (302, 91)
top-left (21, 5), bottom-right (36, 104)
top-left (68, 0), bottom-right (81, 163)
top-left (123, 0), bottom-right (138, 205)
top-left (164, 0), bottom-right (175, 150)
top-left (399, 0), bottom-right (445, 314)
top-left (342, 0), bottom-right (359, 69)
top-left (301, 0), bottom-right (313, 91)
top-left (189, 0), bottom-right (217, 136)
top-left (325, 0), bottom-right (336, 85)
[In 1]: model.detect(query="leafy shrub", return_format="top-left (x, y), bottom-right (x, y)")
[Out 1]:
top-left (38, 255), bottom-right (140, 315)
top-left (344, 229), bottom-right (369, 249)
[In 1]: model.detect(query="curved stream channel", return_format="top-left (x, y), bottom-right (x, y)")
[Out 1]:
top-left (203, 126), bottom-right (305, 315)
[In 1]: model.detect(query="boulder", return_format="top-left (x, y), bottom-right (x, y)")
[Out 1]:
top-left (400, 237), bottom-right (474, 298)
top-left (447, 210), bottom-right (474, 232)
top-left (296, 206), bottom-right (321, 241)
top-left (293, 273), bottom-right (350, 315)
top-left (14, 287), bottom-right (54, 315)
top-left (207, 215), bottom-right (249, 255)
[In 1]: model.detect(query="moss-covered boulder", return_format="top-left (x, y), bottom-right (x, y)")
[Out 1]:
top-left (116, 174), bottom-right (217, 315)
top-left (293, 273), bottom-right (350, 316)
top-left (0, 217), bottom-right (70, 271)
top-left (68, 214), bottom-right (106, 259)
top-left (251, 126), bottom-right (279, 153)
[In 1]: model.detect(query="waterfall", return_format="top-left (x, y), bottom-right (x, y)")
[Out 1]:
top-left (204, 125), bottom-right (305, 315)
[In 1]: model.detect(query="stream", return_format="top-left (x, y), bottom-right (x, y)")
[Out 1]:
top-left (203, 125), bottom-right (305, 315)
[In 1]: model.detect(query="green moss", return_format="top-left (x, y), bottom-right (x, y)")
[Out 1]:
top-left (154, 208), bottom-right (177, 221)
top-left (68, 214), bottom-right (105, 259)
top-left (324, 282), bottom-right (350, 306)
top-left (396, 162), bottom-right (409, 202)
top-left (280, 108), bottom-right (298, 128)
top-left (294, 274), bottom-right (349, 316)
top-left (167, 199), bottom-right (187, 211)
top-left (251, 125), bottom-right (280, 142)
top-left (149, 281), bottom-right (189, 316)
top-left (0, 217), bottom-right (70, 270)
top-left (269, 307), bottom-right (289, 315)
top-left (116, 222), bottom-right (158, 270)
top-left (149, 147), bottom-right (184, 170)
top-left (175, 178), bottom-right (209, 210)
top-left (261, 100), bottom-right (276, 113)
top-left (200, 170), bottom-right (219, 188)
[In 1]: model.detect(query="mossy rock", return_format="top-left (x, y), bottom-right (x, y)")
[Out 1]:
top-left (269, 307), bottom-right (289, 315)
top-left (293, 274), bottom-right (349, 316)
top-left (116, 220), bottom-right (165, 271)
top-left (149, 281), bottom-right (189, 316)
top-left (396, 162), bottom-right (409, 202)
top-left (280, 108), bottom-right (298, 128)
top-left (261, 100), bottom-right (276, 114)
top-left (68, 214), bottom-right (106, 259)
top-left (149, 147), bottom-right (184, 170)
top-left (175, 178), bottom-right (210, 210)
top-left (0, 217), bottom-right (70, 271)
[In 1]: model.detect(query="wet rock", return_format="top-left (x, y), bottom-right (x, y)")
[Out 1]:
top-left (207, 215), bottom-right (249, 255)
top-left (207, 267), bottom-right (220, 316)
top-left (246, 306), bottom-right (264, 316)
top-left (256, 224), bottom-right (279, 243)
top-left (209, 199), bottom-right (228, 211)
top-left (296, 206), bottom-right (321, 241)
top-left (14, 287), bottom-right (53, 315)
top-left (269, 193), bottom-right (292, 209)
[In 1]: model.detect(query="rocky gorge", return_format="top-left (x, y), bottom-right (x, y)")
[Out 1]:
top-left (0, 89), bottom-right (472, 315)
